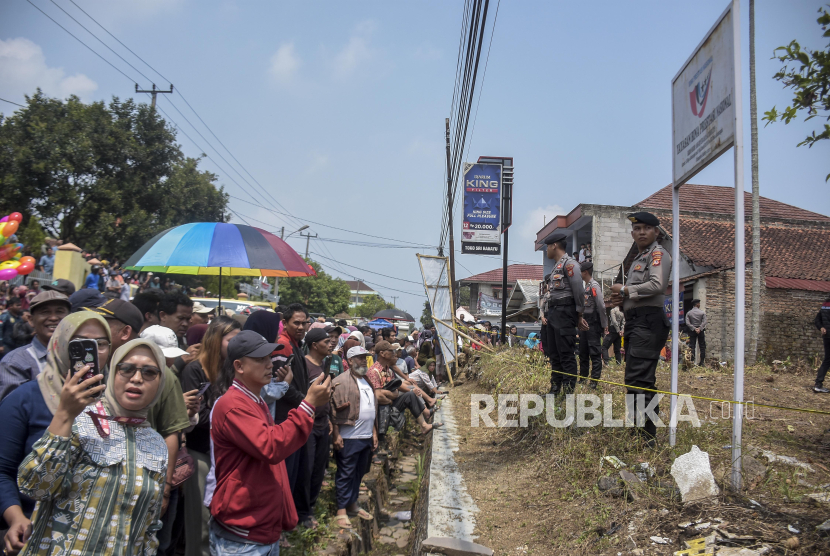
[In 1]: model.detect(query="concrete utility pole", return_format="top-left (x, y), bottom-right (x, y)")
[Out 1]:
top-left (391, 296), bottom-right (398, 308)
top-left (748, 0), bottom-right (761, 365)
top-left (445, 118), bottom-right (457, 305)
top-left (300, 232), bottom-right (317, 258)
top-left (135, 83), bottom-right (173, 109)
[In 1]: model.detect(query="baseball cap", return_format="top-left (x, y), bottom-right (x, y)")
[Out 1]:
top-left (346, 346), bottom-right (370, 359)
top-left (140, 325), bottom-right (189, 358)
top-left (29, 291), bottom-right (71, 313)
top-left (42, 278), bottom-right (76, 297)
top-left (374, 340), bottom-right (393, 353)
top-left (389, 342), bottom-right (402, 351)
top-left (228, 330), bottom-right (282, 361)
top-left (192, 301), bottom-right (214, 314)
top-left (69, 289), bottom-right (106, 313)
top-left (304, 327), bottom-right (330, 346)
top-left (324, 324), bottom-right (343, 336)
top-left (86, 299), bottom-right (144, 333)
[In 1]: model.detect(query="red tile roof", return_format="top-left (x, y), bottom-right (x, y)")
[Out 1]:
top-left (765, 277), bottom-right (830, 292)
top-left (460, 264), bottom-right (544, 284)
top-left (662, 216), bottom-right (830, 282)
top-left (637, 184), bottom-right (830, 222)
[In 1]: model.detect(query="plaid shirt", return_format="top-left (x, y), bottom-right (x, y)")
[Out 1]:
top-left (365, 361), bottom-right (392, 390)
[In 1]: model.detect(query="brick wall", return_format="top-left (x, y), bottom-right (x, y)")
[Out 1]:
top-left (694, 265), bottom-right (824, 362)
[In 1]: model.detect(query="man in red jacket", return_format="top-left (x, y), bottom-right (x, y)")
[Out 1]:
top-left (210, 330), bottom-right (331, 555)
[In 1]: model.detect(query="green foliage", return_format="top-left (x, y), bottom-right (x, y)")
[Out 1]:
top-left (458, 285), bottom-right (471, 307)
top-left (763, 6), bottom-right (830, 180)
top-left (0, 90), bottom-right (230, 259)
top-left (421, 300), bottom-right (433, 327)
top-left (277, 259), bottom-right (350, 315)
top-left (18, 215), bottom-right (46, 253)
top-left (353, 294), bottom-right (394, 318)
top-left (197, 275), bottom-right (239, 298)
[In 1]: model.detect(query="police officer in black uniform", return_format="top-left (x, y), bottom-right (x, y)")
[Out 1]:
top-left (542, 232), bottom-right (586, 395)
top-left (610, 212), bottom-right (672, 446)
top-left (578, 261), bottom-right (609, 388)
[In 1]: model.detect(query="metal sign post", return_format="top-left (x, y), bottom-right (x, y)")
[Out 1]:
top-left (670, 0), bottom-right (744, 491)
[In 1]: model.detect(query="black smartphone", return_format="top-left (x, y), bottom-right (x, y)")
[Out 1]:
top-left (196, 381), bottom-right (211, 397)
top-left (68, 338), bottom-right (101, 391)
top-left (322, 356), bottom-right (335, 380)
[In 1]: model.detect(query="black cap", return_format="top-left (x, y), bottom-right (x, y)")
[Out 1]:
top-left (691, 298), bottom-right (701, 305)
top-left (627, 211), bottom-right (660, 226)
top-left (42, 278), bottom-right (76, 297)
top-left (69, 288), bottom-right (105, 313)
top-left (543, 232), bottom-right (568, 245)
top-left (228, 330), bottom-right (282, 360)
top-left (324, 324), bottom-right (343, 336)
top-left (86, 298), bottom-right (144, 333)
top-left (305, 328), bottom-right (330, 346)
top-left (581, 261), bottom-right (594, 274)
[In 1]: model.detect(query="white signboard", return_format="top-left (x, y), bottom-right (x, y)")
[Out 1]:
top-left (672, 5), bottom-right (735, 186)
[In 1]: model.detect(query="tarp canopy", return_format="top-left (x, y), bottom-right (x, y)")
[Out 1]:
top-left (366, 318), bottom-right (393, 330)
top-left (417, 255), bottom-right (456, 365)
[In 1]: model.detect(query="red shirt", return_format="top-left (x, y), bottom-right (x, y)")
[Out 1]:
top-left (210, 380), bottom-right (314, 544)
top-left (366, 361), bottom-right (392, 390)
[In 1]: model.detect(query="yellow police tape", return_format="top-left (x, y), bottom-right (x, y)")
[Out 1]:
top-left (456, 334), bottom-right (830, 417)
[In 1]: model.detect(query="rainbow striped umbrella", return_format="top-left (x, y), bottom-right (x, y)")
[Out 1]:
top-left (124, 222), bottom-right (315, 277)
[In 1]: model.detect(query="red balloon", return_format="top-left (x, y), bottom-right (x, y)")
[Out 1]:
top-left (8, 213), bottom-right (22, 223)
top-left (16, 262), bottom-right (34, 275)
top-left (19, 256), bottom-right (36, 266)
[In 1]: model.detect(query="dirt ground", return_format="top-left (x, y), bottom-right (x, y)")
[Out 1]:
top-left (449, 354), bottom-right (830, 555)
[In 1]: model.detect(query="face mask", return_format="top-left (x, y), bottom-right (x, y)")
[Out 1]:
top-left (351, 364), bottom-right (368, 377)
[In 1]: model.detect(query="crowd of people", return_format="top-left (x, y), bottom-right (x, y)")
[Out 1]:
top-left (0, 280), bottom-right (448, 556)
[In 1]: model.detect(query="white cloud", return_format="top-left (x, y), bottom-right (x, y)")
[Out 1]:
top-left (333, 20), bottom-right (377, 78)
top-left (269, 43), bottom-right (301, 85)
top-left (520, 204), bottom-right (565, 240)
top-left (0, 38), bottom-right (98, 102)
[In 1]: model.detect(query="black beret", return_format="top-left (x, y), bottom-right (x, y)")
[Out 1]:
top-left (543, 232), bottom-right (568, 245)
top-left (627, 212), bottom-right (660, 226)
top-left (581, 262), bottom-right (594, 274)
top-left (691, 299), bottom-right (701, 305)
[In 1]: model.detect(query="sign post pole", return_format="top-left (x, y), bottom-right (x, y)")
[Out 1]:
top-left (730, 0), bottom-right (746, 492)
top-left (670, 185), bottom-right (680, 446)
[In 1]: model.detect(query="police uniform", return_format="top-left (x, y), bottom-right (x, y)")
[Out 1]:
top-left (619, 212), bottom-right (672, 441)
top-left (578, 262), bottom-right (608, 386)
top-left (543, 233), bottom-right (584, 394)
top-left (538, 275), bottom-right (551, 357)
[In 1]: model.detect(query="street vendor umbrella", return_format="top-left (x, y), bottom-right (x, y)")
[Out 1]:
top-left (124, 222), bottom-right (315, 311)
top-left (372, 309), bottom-right (415, 322)
top-left (367, 318), bottom-right (393, 330)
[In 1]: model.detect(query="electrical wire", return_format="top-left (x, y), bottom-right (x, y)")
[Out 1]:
top-left (307, 252), bottom-right (424, 295)
top-left (0, 98), bottom-right (25, 108)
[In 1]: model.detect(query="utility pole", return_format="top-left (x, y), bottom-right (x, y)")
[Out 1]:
top-left (300, 232), bottom-right (317, 258)
top-left (748, 0), bottom-right (761, 365)
top-left (445, 118), bottom-right (457, 304)
top-left (135, 83), bottom-right (173, 109)
top-left (391, 296), bottom-right (398, 308)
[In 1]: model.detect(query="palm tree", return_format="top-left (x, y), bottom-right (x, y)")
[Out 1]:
top-left (748, 0), bottom-right (761, 365)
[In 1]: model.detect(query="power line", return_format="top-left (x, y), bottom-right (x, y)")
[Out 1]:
top-left (463, 0), bottom-right (501, 162)
top-left (308, 252), bottom-right (424, 296)
top-left (305, 251), bottom-right (423, 285)
top-left (0, 98), bottom-right (25, 108)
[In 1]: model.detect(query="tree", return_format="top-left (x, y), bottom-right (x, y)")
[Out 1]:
top-left (277, 260), bottom-right (350, 315)
top-left (421, 300), bottom-right (433, 328)
top-left (0, 90), bottom-right (229, 260)
top-left (458, 285), bottom-right (471, 307)
top-left (353, 294), bottom-right (394, 319)
top-left (763, 6), bottom-right (830, 180)
top-left (18, 215), bottom-right (46, 254)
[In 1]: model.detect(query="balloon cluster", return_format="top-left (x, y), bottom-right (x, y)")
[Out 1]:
top-left (0, 213), bottom-right (33, 281)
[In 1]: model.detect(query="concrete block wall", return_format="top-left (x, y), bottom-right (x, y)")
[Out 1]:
top-left (585, 205), bottom-right (633, 279)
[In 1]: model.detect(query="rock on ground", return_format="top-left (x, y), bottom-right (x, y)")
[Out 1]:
top-left (670, 445), bottom-right (720, 503)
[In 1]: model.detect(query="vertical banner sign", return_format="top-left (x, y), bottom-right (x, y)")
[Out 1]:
top-left (461, 162), bottom-right (502, 255)
top-left (672, 5), bottom-right (735, 186)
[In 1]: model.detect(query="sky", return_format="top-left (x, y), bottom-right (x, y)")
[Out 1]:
top-left (1, 0), bottom-right (828, 317)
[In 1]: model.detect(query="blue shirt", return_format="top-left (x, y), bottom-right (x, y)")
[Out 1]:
top-left (38, 254), bottom-right (55, 274)
top-left (0, 336), bottom-right (48, 402)
top-left (0, 380), bottom-right (52, 521)
top-left (83, 273), bottom-right (99, 290)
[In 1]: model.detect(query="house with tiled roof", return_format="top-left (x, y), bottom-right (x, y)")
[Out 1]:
top-left (534, 184), bottom-right (829, 362)
top-left (345, 280), bottom-right (379, 308)
top-left (459, 264), bottom-right (544, 321)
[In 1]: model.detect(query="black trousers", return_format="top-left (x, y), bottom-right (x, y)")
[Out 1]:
top-left (605, 330), bottom-right (623, 363)
top-left (287, 440), bottom-right (310, 521)
top-left (546, 304), bottom-right (579, 391)
top-left (578, 315), bottom-right (603, 381)
top-left (688, 329), bottom-right (706, 365)
top-left (624, 308), bottom-right (670, 439)
top-left (300, 426), bottom-right (331, 522)
top-left (816, 336), bottom-right (830, 386)
top-left (393, 390), bottom-right (424, 419)
top-left (539, 322), bottom-right (551, 357)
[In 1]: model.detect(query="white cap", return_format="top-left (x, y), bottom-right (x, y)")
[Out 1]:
top-left (192, 301), bottom-right (214, 314)
top-left (141, 325), bottom-right (189, 358)
top-left (346, 346), bottom-right (370, 359)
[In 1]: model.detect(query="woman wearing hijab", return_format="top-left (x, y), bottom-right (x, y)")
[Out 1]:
top-left (17, 338), bottom-right (167, 556)
top-left (180, 316), bottom-right (240, 556)
top-left (524, 332), bottom-right (540, 350)
top-left (0, 313), bottom-right (111, 556)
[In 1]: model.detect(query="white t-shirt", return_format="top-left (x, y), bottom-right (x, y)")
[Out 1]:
top-left (339, 377), bottom-right (375, 440)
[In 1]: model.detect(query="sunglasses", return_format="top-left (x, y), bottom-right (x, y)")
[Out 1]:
top-left (116, 363), bottom-right (162, 381)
